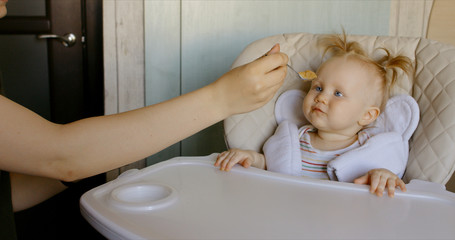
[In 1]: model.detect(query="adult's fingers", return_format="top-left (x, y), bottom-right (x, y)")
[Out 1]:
top-left (252, 51), bottom-right (289, 74)
top-left (258, 65), bottom-right (287, 97)
top-left (264, 64), bottom-right (287, 84)
top-left (267, 43), bottom-right (280, 55)
top-left (258, 44), bottom-right (281, 59)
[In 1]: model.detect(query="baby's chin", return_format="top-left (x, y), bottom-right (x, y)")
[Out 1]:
top-left (306, 117), bottom-right (323, 129)
top-left (302, 109), bottom-right (312, 122)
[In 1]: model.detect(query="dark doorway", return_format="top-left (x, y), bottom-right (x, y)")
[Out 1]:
top-left (0, 0), bottom-right (104, 123)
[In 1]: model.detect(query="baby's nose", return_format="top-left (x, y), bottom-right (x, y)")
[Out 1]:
top-left (315, 93), bottom-right (327, 104)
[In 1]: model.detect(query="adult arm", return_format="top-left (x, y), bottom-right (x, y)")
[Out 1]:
top-left (9, 173), bottom-right (67, 212)
top-left (0, 48), bottom-right (288, 181)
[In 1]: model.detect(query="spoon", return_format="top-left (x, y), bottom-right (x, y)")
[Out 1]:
top-left (287, 64), bottom-right (315, 81)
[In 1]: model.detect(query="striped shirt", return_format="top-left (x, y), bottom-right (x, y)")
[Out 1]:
top-left (299, 125), bottom-right (361, 180)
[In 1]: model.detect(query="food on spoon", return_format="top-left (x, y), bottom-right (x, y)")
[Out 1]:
top-left (298, 70), bottom-right (317, 80)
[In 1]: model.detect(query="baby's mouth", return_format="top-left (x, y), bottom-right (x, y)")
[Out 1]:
top-left (312, 107), bottom-right (324, 113)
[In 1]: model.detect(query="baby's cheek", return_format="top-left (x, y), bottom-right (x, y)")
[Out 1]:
top-left (302, 100), bottom-right (312, 120)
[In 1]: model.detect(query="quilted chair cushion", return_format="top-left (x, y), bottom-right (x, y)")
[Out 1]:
top-left (407, 39), bottom-right (455, 184)
top-left (224, 33), bottom-right (455, 185)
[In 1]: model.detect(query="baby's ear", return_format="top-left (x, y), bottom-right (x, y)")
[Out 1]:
top-left (359, 107), bottom-right (380, 126)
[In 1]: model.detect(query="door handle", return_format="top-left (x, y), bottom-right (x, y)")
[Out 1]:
top-left (37, 33), bottom-right (77, 47)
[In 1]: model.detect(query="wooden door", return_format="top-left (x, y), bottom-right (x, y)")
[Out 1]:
top-left (0, 0), bottom-right (103, 123)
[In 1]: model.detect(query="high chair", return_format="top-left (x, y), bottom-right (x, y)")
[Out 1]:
top-left (81, 33), bottom-right (455, 239)
top-left (225, 32), bottom-right (455, 189)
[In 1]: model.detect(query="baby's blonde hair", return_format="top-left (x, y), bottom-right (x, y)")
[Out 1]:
top-left (318, 31), bottom-right (413, 111)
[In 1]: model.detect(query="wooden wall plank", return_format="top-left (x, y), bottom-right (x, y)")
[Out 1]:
top-left (103, 0), bottom-right (146, 180)
top-left (389, 0), bottom-right (433, 37)
top-left (427, 0), bottom-right (455, 46)
top-left (103, 0), bottom-right (119, 180)
top-left (102, 0), bottom-right (118, 116)
top-left (115, 0), bottom-right (145, 113)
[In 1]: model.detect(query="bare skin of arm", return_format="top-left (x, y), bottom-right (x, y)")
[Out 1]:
top-left (1, 46), bottom-right (287, 182)
top-left (9, 173), bottom-right (68, 212)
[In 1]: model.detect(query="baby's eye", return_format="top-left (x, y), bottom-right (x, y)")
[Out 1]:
top-left (315, 86), bottom-right (322, 92)
top-left (334, 91), bottom-right (343, 97)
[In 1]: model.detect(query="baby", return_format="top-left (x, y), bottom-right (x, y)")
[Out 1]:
top-left (215, 32), bottom-right (413, 197)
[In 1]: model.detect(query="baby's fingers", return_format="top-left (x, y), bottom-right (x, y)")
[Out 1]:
top-left (215, 152), bottom-right (228, 166)
top-left (353, 174), bottom-right (369, 185)
top-left (221, 151), bottom-right (238, 171)
top-left (388, 179), bottom-right (407, 198)
top-left (387, 178), bottom-right (397, 197)
top-left (215, 151), bottom-right (233, 171)
top-left (397, 179), bottom-right (407, 192)
top-left (374, 176), bottom-right (388, 197)
top-left (215, 151), bottom-right (232, 168)
top-left (219, 151), bottom-right (250, 172)
top-left (368, 174), bottom-right (380, 195)
top-left (386, 178), bottom-right (408, 197)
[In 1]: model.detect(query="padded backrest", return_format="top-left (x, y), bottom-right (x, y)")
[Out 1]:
top-left (406, 39), bottom-right (455, 184)
top-left (224, 33), bottom-right (455, 185)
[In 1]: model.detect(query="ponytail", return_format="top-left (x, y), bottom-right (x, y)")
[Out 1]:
top-left (376, 47), bottom-right (413, 91)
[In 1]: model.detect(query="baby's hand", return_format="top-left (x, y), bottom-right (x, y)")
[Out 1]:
top-left (354, 168), bottom-right (407, 197)
top-left (214, 149), bottom-right (264, 171)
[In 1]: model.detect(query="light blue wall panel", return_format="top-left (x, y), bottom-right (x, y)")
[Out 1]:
top-left (144, 0), bottom-right (182, 165)
top-left (181, 0), bottom-right (390, 92)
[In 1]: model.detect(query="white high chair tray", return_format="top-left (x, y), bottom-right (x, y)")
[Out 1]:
top-left (80, 154), bottom-right (455, 239)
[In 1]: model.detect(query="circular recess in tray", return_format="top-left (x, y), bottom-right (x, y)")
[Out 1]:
top-left (108, 183), bottom-right (177, 211)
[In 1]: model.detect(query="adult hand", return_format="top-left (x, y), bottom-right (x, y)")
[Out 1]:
top-left (354, 168), bottom-right (407, 197)
top-left (210, 44), bottom-right (288, 116)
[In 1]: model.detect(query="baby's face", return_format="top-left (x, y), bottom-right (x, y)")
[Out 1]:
top-left (302, 56), bottom-right (380, 135)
